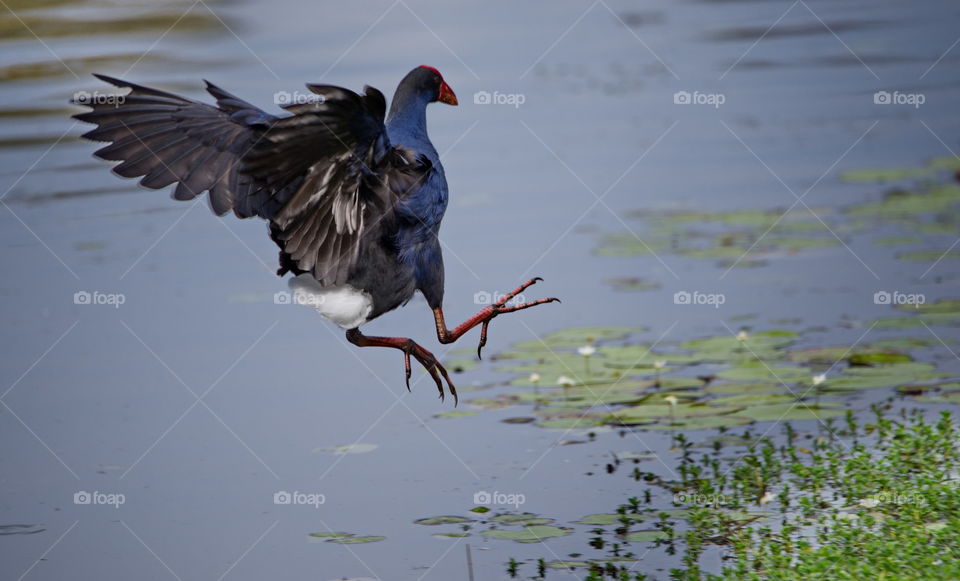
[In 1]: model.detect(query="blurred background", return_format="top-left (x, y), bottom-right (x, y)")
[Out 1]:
top-left (1, 0), bottom-right (959, 578)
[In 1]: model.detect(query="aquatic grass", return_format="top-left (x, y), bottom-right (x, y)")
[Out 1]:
top-left (505, 407), bottom-right (960, 579)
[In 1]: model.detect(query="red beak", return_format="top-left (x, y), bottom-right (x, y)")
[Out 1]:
top-left (438, 81), bottom-right (458, 106)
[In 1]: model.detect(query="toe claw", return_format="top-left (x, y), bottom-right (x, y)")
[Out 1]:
top-left (428, 365), bottom-right (445, 401)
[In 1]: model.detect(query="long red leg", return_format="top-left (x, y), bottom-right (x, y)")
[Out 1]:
top-left (346, 328), bottom-right (457, 404)
top-left (434, 277), bottom-right (560, 358)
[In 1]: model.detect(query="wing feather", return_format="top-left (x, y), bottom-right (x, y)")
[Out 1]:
top-left (75, 75), bottom-right (428, 285)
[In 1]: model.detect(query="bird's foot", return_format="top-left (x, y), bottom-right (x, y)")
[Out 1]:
top-left (401, 339), bottom-right (458, 405)
top-left (346, 329), bottom-right (458, 405)
top-left (436, 277), bottom-right (560, 359)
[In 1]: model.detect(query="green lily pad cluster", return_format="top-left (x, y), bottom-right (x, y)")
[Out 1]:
top-left (465, 323), bottom-right (960, 432)
top-left (595, 159), bottom-right (960, 267)
top-left (595, 207), bottom-right (838, 266)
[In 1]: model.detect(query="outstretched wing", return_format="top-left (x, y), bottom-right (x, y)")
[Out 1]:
top-left (72, 74), bottom-right (294, 218)
top-left (74, 76), bottom-right (433, 286)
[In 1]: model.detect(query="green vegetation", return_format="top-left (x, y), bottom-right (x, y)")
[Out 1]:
top-left (504, 407), bottom-right (960, 580)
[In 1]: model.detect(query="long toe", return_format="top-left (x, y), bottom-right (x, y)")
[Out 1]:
top-left (498, 296), bottom-right (561, 314)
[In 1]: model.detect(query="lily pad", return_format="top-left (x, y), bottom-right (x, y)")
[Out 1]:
top-left (839, 167), bottom-right (931, 183)
top-left (537, 417), bottom-right (605, 430)
top-left (548, 560), bottom-right (590, 569)
top-left (433, 532), bottom-right (470, 539)
top-left (679, 331), bottom-right (797, 362)
top-left (490, 513), bottom-right (553, 526)
top-left (600, 345), bottom-right (702, 368)
top-left (638, 414), bottom-right (754, 431)
top-left (575, 513), bottom-right (648, 525)
top-left (848, 352), bottom-right (912, 366)
top-left (705, 382), bottom-right (781, 394)
top-left (733, 403), bottom-right (845, 422)
top-left (608, 403), bottom-right (743, 425)
top-left (414, 516), bottom-right (473, 526)
top-left (710, 393), bottom-right (796, 407)
top-left (513, 326), bottom-right (646, 350)
top-left (717, 362), bottom-right (810, 383)
top-left (327, 535), bottom-right (386, 544)
top-left (309, 531), bottom-right (352, 539)
top-left (825, 362), bottom-right (942, 391)
top-left (481, 525), bottom-right (572, 543)
top-left (465, 397), bottom-right (513, 410)
top-left (501, 417), bottom-right (536, 424)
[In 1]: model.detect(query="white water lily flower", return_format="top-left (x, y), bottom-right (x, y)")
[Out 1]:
top-left (736, 331), bottom-right (749, 342)
top-left (859, 497), bottom-right (881, 509)
top-left (577, 345), bottom-right (597, 357)
top-left (653, 360), bottom-right (666, 370)
top-left (813, 374), bottom-right (826, 386)
top-left (529, 373), bottom-right (541, 384)
top-left (557, 375), bottom-right (575, 387)
top-left (664, 395), bottom-right (679, 406)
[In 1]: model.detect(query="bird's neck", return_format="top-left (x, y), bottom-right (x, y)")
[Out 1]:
top-left (386, 91), bottom-right (431, 139)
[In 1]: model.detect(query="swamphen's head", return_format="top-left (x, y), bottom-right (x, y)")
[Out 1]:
top-left (399, 65), bottom-right (458, 106)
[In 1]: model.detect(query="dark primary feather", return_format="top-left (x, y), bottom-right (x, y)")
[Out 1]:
top-left (73, 75), bottom-right (435, 287)
top-left (74, 74), bottom-right (285, 218)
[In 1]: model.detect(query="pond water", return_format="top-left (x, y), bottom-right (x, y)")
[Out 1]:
top-left (1, 0), bottom-right (959, 579)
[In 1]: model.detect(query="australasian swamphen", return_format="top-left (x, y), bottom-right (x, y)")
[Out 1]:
top-left (72, 65), bottom-right (558, 404)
